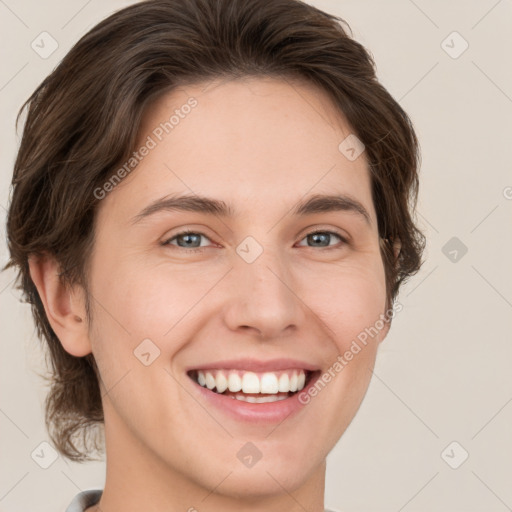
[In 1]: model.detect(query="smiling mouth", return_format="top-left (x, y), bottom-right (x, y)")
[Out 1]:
top-left (187, 368), bottom-right (318, 403)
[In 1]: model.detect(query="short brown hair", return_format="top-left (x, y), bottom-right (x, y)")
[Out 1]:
top-left (4, 0), bottom-right (425, 461)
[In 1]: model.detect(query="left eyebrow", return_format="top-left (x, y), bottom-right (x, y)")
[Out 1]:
top-left (291, 193), bottom-right (371, 225)
top-left (130, 192), bottom-right (371, 226)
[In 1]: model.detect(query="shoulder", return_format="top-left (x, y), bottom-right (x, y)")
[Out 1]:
top-left (64, 489), bottom-right (102, 512)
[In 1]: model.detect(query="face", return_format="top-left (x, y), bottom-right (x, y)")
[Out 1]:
top-left (86, 77), bottom-right (389, 498)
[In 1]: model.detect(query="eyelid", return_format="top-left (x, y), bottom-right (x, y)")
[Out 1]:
top-left (161, 223), bottom-right (219, 243)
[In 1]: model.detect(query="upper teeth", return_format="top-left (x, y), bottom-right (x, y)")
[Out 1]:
top-left (195, 369), bottom-right (307, 394)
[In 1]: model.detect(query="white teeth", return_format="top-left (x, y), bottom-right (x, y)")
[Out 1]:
top-left (260, 373), bottom-right (279, 394)
top-left (233, 393), bottom-right (289, 403)
top-left (228, 372), bottom-right (242, 392)
top-left (193, 369), bottom-right (309, 395)
top-left (205, 372), bottom-right (216, 390)
top-left (297, 371), bottom-right (306, 390)
top-left (242, 372), bottom-right (260, 393)
top-left (216, 371), bottom-right (228, 393)
top-left (278, 373), bottom-right (290, 392)
top-left (289, 371), bottom-right (298, 392)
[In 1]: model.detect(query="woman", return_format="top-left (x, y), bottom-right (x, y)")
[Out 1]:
top-left (5, 0), bottom-right (425, 510)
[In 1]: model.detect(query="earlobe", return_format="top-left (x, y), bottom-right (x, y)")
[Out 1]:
top-left (393, 238), bottom-right (402, 261)
top-left (380, 318), bottom-right (391, 342)
top-left (28, 253), bottom-right (92, 357)
top-left (378, 236), bottom-right (400, 346)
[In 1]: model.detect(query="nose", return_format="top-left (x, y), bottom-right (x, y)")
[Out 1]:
top-left (222, 248), bottom-right (306, 340)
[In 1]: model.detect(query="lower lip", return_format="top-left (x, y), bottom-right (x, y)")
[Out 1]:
top-left (189, 372), bottom-right (321, 424)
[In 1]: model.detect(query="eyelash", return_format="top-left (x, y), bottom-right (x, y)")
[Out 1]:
top-left (162, 229), bottom-right (349, 253)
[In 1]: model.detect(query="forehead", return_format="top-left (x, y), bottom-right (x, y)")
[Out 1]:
top-left (98, 76), bottom-right (376, 227)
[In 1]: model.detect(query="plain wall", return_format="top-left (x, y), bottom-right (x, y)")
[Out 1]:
top-left (1, 1), bottom-right (511, 510)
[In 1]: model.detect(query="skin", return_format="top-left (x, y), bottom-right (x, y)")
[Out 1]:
top-left (29, 77), bottom-right (396, 512)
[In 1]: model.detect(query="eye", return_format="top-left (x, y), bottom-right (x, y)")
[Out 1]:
top-left (296, 230), bottom-right (347, 249)
top-left (163, 230), bottom-right (212, 250)
top-left (162, 228), bottom-right (348, 252)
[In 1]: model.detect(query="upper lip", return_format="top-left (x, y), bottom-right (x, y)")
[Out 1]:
top-left (186, 358), bottom-right (321, 373)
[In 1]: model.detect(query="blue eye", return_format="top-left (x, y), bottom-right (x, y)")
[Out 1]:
top-left (163, 229), bottom-right (347, 252)
top-left (164, 230), bottom-right (210, 249)
top-left (296, 230), bottom-right (347, 248)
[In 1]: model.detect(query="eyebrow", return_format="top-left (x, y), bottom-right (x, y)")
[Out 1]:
top-left (131, 193), bottom-right (371, 225)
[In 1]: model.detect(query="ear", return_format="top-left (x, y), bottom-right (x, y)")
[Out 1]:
top-left (378, 237), bottom-right (402, 344)
top-left (28, 253), bottom-right (92, 357)
top-left (378, 315), bottom-right (391, 344)
top-left (392, 238), bottom-right (402, 261)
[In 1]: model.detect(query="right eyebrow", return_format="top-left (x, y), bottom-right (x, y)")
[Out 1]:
top-left (131, 194), bottom-right (234, 224)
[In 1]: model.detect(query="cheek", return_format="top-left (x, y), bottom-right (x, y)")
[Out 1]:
top-left (87, 254), bottom-right (220, 355)
top-left (86, 262), bottom-right (207, 420)
top-left (298, 257), bottom-right (387, 346)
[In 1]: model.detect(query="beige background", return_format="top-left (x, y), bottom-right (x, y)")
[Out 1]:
top-left (1, 1), bottom-right (511, 510)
